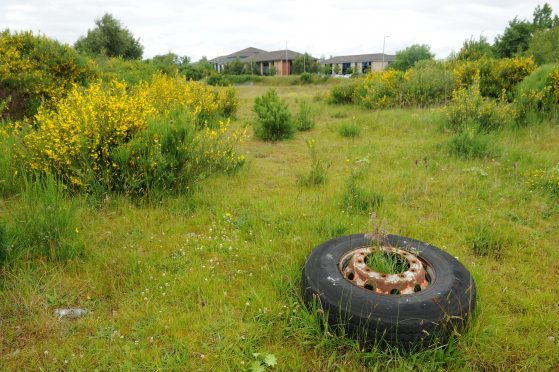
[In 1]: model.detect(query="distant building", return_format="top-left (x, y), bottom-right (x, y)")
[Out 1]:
top-left (322, 53), bottom-right (395, 74)
top-left (209, 47), bottom-right (266, 73)
top-left (209, 48), bottom-right (317, 76)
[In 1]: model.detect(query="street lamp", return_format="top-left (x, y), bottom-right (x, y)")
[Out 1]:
top-left (382, 35), bottom-right (390, 69)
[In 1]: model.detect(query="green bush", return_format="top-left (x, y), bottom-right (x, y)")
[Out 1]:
top-left (402, 61), bottom-right (453, 106)
top-left (0, 29), bottom-right (96, 119)
top-left (296, 100), bottom-right (314, 131)
top-left (253, 89), bottom-right (294, 141)
top-left (300, 72), bottom-right (313, 84)
top-left (329, 83), bottom-right (357, 104)
top-left (342, 176), bottom-right (383, 213)
top-left (1, 176), bottom-right (84, 265)
top-left (448, 127), bottom-right (492, 158)
top-left (338, 122), bottom-right (360, 138)
top-left (207, 74), bottom-right (263, 86)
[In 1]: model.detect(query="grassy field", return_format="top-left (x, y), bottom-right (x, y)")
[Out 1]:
top-left (1, 82), bottom-right (559, 370)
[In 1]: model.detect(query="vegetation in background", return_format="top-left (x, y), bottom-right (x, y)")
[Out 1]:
top-left (390, 44), bottom-right (434, 71)
top-left (457, 36), bottom-right (495, 61)
top-left (74, 13), bottom-right (143, 59)
top-left (293, 53), bottom-right (319, 74)
top-left (253, 89), bottom-right (294, 140)
top-left (528, 25), bottom-right (559, 64)
top-left (0, 29), bottom-right (96, 119)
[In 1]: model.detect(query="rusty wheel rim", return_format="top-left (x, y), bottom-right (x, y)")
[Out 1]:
top-left (339, 245), bottom-right (433, 295)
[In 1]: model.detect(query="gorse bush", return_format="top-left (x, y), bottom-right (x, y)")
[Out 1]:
top-left (253, 89), bottom-right (294, 141)
top-left (452, 57), bottom-right (536, 99)
top-left (445, 81), bottom-right (517, 131)
top-left (353, 69), bottom-right (403, 109)
top-left (0, 176), bottom-right (83, 265)
top-left (110, 109), bottom-right (245, 196)
top-left (0, 29), bottom-right (96, 119)
top-left (296, 100), bottom-right (314, 131)
top-left (18, 74), bottom-right (242, 194)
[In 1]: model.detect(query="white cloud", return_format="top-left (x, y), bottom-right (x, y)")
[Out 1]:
top-left (0, 0), bottom-right (549, 60)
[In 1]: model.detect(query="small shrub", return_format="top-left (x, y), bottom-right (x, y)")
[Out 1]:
top-left (296, 100), bottom-right (314, 131)
top-left (253, 89), bottom-right (294, 141)
top-left (329, 83), bottom-right (357, 104)
top-left (300, 72), bottom-right (313, 84)
top-left (338, 122), bottom-right (360, 138)
top-left (296, 139), bottom-right (329, 186)
top-left (448, 127), bottom-right (491, 159)
top-left (342, 176), bottom-right (383, 213)
top-left (467, 223), bottom-right (508, 257)
top-left (1, 176), bottom-right (84, 265)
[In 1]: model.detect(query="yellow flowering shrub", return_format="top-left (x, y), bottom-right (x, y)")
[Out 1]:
top-left (353, 69), bottom-right (404, 109)
top-left (445, 80), bottom-right (517, 131)
top-left (452, 57), bottom-right (535, 98)
top-left (0, 29), bottom-right (96, 119)
top-left (141, 73), bottom-right (238, 126)
top-left (21, 80), bottom-right (155, 188)
top-left (18, 75), bottom-right (242, 194)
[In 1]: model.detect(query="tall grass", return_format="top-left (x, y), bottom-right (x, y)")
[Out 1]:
top-left (1, 176), bottom-right (84, 265)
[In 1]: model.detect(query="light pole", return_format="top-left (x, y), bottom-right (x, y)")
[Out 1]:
top-left (382, 35), bottom-right (390, 69)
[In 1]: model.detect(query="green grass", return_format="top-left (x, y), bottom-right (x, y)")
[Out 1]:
top-left (338, 121), bottom-right (361, 138)
top-left (1, 82), bottom-right (559, 370)
top-left (365, 251), bottom-right (409, 274)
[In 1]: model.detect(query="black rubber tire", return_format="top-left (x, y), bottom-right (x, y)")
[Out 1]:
top-left (302, 234), bottom-right (476, 348)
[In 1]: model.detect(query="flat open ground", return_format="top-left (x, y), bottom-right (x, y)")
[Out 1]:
top-left (1, 82), bottom-right (558, 370)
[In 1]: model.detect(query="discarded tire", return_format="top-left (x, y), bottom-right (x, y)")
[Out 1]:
top-left (302, 234), bottom-right (476, 348)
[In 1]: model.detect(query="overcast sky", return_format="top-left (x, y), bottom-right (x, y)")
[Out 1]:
top-left (0, 0), bottom-right (554, 61)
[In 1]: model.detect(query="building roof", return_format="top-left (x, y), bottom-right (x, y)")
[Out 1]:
top-left (242, 50), bottom-right (317, 63)
top-left (209, 47), bottom-right (266, 64)
top-left (323, 53), bottom-right (395, 64)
